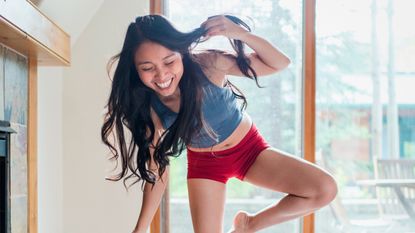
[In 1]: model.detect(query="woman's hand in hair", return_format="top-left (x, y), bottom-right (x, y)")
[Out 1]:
top-left (201, 15), bottom-right (250, 41)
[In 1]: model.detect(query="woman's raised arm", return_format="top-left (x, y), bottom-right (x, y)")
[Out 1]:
top-left (201, 15), bottom-right (291, 77)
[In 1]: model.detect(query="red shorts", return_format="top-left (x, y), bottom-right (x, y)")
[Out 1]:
top-left (186, 123), bottom-right (271, 184)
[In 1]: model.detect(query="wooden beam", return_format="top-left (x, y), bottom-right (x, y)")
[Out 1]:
top-left (28, 57), bottom-right (38, 233)
top-left (303, 0), bottom-right (316, 233)
top-left (0, 0), bottom-right (70, 66)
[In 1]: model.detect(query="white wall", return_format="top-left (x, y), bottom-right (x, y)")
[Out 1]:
top-left (36, 0), bottom-right (105, 46)
top-left (38, 67), bottom-right (64, 233)
top-left (38, 1), bottom-right (149, 232)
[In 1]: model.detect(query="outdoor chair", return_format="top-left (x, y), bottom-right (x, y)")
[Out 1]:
top-left (373, 158), bottom-right (415, 224)
top-left (315, 152), bottom-right (397, 233)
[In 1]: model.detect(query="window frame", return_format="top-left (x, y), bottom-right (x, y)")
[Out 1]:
top-left (149, 0), bottom-right (317, 232)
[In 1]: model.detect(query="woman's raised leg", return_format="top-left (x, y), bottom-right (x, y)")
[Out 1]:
top-left (188, 178), bottom-right (227, 233)
top-left (229, 147), bottom-right (338, 233)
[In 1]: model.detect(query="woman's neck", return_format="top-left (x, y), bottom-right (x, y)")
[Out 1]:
top-left (157, 87), bottom-right (181, 103)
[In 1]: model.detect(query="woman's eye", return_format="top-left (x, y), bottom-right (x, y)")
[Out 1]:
top-left (142, 67), bottom-right (153, 71)
top-left (165, 60), bottom-right (175, 65)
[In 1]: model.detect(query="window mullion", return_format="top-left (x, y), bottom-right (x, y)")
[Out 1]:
top-left (302, 0), bottom-right (317, 233)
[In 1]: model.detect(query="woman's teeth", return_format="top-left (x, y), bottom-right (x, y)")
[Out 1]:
top-left (156, 78), bottom-right (173, 89)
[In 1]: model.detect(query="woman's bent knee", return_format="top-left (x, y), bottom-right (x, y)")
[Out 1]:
top-left (312, 174), bottom-right (338, 207)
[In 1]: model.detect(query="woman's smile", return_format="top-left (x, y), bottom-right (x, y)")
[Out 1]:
top-left (155, 77), bottom-right (174, 89)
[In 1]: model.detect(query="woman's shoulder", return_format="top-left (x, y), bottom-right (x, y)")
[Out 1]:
top-left (192, 49), bottom-right (237, 74)
top-left (192, 50), bottom-right (237, 87)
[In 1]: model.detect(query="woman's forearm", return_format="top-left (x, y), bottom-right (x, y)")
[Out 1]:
top-left (238, 32), bottom-right (291, 71)
top-left (133, 167), bottom-right (169, 232)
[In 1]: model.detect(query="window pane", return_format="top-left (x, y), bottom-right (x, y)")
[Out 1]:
top-left (166, 0), bottom-right (303, 232)
top-left (315, 0), bottom-right (415, 232)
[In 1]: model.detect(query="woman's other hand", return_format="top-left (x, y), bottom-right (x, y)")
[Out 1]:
top-left (201, 15), bottom-right (250, 40)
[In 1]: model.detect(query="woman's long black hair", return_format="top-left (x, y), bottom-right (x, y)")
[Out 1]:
top-left (101, 14), bottom-right (263, 190)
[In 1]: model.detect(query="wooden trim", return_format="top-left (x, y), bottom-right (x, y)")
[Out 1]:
top-left (150, 207), bottom-right (161, 233)
top-left (0, 0), bottom-right (70, 66)
top-left (161, 179), bottom-right (170, 233)
top-left (149, 185), bottom-right (169, 233)
top-left (303, 0), bottom-right (316, 233)
top-left (150, 0), bottom-right (163, 15)
top-left (149, 2), bottom-right (165, 233)
top-left (28, 57), bottom-right (38, 233)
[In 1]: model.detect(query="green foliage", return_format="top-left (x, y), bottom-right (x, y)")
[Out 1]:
top-left (317, 32), bottom-right (371, 74)
top-left (316, 108), bottom-right (371, 152)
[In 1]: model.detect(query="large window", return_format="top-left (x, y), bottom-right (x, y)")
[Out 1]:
top-left (152, 0), bottom-right (415, 232)
top-left (166, 0), bottom-right (304, 232)
top-left (315, 0), bottom-right (415, 232)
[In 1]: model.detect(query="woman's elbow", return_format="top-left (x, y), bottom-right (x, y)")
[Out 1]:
top-left (271, 56), bottom-right (291, 73)
top-left (279, 56), bottom-right (291, 70)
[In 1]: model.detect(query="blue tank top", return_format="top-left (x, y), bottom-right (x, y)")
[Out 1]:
top-left (150, 75), bottom-right (243, 148)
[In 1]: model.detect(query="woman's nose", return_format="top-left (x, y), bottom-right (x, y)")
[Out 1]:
top-left (155, 66), bottom-right (169, 79)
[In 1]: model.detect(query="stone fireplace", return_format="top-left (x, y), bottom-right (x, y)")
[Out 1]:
top-left (0, 44), bottom-right (29, 233)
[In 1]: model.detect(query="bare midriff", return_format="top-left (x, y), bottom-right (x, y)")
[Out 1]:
top-left (186, 112), bottom-right (253, 152)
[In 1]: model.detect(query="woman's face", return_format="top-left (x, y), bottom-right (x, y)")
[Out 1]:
top-left (134, 41), bottom-right (184, 97)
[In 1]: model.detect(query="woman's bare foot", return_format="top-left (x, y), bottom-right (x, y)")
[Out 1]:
top-left (227, 211), bottom-right (254, 233)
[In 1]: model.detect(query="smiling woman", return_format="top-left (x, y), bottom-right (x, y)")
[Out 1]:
top-left (101, 11), bottom-right (337, 233)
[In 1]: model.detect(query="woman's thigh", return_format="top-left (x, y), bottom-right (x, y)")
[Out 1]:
top-left (243, 147), bottom-right (337, 201)
top-left (187, 178), bottom-right (227, 233)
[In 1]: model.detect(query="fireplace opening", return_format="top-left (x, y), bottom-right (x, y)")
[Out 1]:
top-left (0, 120), bottom-right (16, 233)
